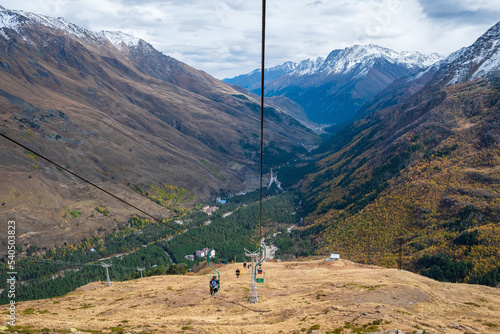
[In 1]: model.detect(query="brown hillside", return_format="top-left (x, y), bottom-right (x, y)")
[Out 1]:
top-left (0, 8), bottom-right (317, 249)
top-left (5, 260), bottom-right (500, 333)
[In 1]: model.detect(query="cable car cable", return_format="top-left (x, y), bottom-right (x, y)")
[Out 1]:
top-left (258, 0), bottom-right (267, 241)
top-left (0, 131), bottom-right (237, 293)
top-left (0, 131), bottom-right (205, 247)
top-left (1, 0), bottom-right (269, 288)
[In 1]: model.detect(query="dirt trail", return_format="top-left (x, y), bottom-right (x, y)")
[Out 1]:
top-left (4, 259), bottom-right (500, 333)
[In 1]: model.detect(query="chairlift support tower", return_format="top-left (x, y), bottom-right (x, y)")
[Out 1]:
top-left (101, 263), bottom-right (112, 286)
top-left (245, 243), bottom-right (267, 304)
top-left (137, 267), bottom-right (145, 278)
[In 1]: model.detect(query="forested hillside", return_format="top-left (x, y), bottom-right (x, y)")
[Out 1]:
top-left (286, 21), bottom-right (500, 287)
top-left (298, 78), bottom-right (500, 285)
top-left (0, 188), bottom-right (299, 303)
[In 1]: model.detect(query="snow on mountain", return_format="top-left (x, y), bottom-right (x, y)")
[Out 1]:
top-left (224, 44), bottom-right (443, 125)
top-left (0, 6), bottom-right (141, 53)
top-left (0, 7), bottom-right (24, 40)
top-left (100, 30), bottom-right (142, 51)
top-left (294, 56), bottom-right (325, 75)
top-left (0, 7), bottom-right (19, 31)
top-left (318, 44), bottom-right (442, 77)
top-left (474, 42), bottom-right (500, 79)
top-left (0, 6), bottom-right (106, 44)
top-left (236, 44), bottom-right (442, 81)
top-left (439, 21), bottom-right (500, 86)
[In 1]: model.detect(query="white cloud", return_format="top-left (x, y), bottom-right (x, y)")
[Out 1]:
top-left (1, 0), bottom-right (499, 79)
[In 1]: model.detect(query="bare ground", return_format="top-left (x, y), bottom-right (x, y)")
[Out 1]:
top-left (3, 260), bottom-right (500, 333)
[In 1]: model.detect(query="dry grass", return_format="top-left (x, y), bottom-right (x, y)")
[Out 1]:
top-left (4, 259), bottom-right (500, 333)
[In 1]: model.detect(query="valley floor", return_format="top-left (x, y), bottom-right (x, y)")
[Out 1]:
top-left (2, 259), bottom-right (500, 334)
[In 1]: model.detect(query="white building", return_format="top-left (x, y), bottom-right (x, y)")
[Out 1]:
top-left (326, 253), bottom-right (340, 261)
top-left (201, 205), bottom-right (218, 215)
top-left (195, 248), bottom-right (216, 258)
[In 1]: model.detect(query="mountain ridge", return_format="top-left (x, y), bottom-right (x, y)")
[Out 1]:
top-left (228, 44), bottom-right (441, 84)
top-left (224, 44), bottom-right (443, 125)
top-left (294, 20), bottom-right (500, 283)
top-left (427, 21), bottom-right (500, 88)
top-left (0, 6), bottom-right (317, 249)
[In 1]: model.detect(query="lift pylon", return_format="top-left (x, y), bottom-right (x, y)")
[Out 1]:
top-left (244, 243), bottom-right (267, 304)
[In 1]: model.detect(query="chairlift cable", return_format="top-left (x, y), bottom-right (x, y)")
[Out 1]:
top-left (1, 0), bottom-right (269, 293)
top-left (259, 0), bottom-right (267, 241)
top-left (0, 132), bottom-right (205, 247)
top-left (21, 255), bottom-right (136, 270)
top-left (0, 131), bottom-right (234, 293)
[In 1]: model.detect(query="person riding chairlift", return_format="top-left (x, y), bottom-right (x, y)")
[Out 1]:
top-left (257, 265), bottom-right (263, 275)
top-left (209, 275), bottom-right (219, 296)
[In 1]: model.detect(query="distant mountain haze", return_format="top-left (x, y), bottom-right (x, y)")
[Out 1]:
top-left (224, 44), bottom-right (442, 125)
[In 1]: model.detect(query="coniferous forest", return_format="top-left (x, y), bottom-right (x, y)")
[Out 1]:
top-left (3, 177), bottom-right (499, 305)
top-left (0, 187), bottom-right (301, 303)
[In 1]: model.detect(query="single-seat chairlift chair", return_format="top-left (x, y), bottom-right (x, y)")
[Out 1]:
top-left (207, 248), bottom-right (220, 295)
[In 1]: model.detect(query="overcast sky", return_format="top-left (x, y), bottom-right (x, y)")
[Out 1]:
top-left (2, 0), bottom-right (500, 79)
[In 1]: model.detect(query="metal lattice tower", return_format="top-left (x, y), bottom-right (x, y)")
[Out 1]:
top-left (101, 263), bottom-right (112, 286)
top-left (245, 248), bottom-right (262, 304)
top-left (137, 268), bottom-right (145, 278)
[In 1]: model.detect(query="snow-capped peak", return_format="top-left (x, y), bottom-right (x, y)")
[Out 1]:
top-left (0, 6), bottom-right (148, 53)
top-left (0, 6), bottom-right (105, 44)
top-left (100, 30), bottom-right (142, 51)
top-left (294, 56), bottom-right (325, 75)
top-left (318, 44), bottom-right (442, 76)
top-left (233, 44), bottom-right (442, 83)
top-left (0, 6), bottom-right (22, 31)
top-left (441, 20), bottom-right (500, 85)
top-left (397, 51), bottom-right (442, 67)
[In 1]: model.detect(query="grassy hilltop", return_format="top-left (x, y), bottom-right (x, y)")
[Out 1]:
top-left (3, 259), bottom-right (500, 334)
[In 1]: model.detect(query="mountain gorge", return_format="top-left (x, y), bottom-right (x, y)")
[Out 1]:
top-left (0, 6), bottom-right (317, 248)
top-left (224, 45), bottom-right (442, 125)
top-left (295, 21), bottom-right (500, 284)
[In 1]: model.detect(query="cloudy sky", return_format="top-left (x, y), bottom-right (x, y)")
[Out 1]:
top-left (2, 0), bottom-right (500, 79)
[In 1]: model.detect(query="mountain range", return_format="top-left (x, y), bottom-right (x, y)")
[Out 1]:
top-left (224, 45), bottom-right (442, 125)
top-left (293, 20), bottom-right (500, 280)
top-left (0, 6), bottom-right (316, 248)
top-left (0, 4), bottom-right (499, 288)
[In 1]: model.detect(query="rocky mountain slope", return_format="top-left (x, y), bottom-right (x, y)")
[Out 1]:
top-left (296, 21), bottom-right (500, 282)
top-left (6, 260), bottom-right (500, 333)
top-left (0, 6), bottom-right (317, 249)
top-left (428, 22), bottom-right (500, 88)
top-left (224, 45), bottom-right (442, 125)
